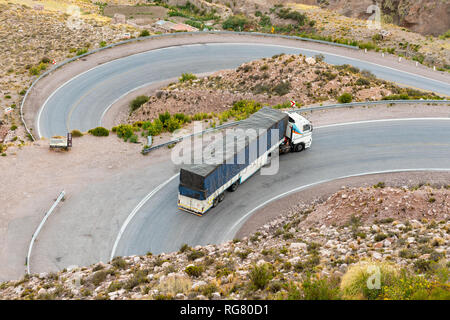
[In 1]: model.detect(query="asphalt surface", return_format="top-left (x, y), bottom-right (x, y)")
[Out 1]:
top-left (38, 43), bottom-right (450, 138)
top-left (114, 119), bottom-right (450, 257)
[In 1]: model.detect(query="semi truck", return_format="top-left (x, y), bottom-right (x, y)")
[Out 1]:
top-left (178, 107), bottom-right (313, 215)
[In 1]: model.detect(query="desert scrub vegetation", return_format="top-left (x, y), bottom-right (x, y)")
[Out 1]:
top-left (130, 95), bottom-right (150, 112)
top-left (179, 73), bottom-right (197, 83)
top-left (337, 93), bottom-right (353, 104)
top-left (222, 15), bottom-right (252, 31)
top-left (88, 127), bottom-right (109, 137)
top-left (70, 130), bottom-right (83, 137)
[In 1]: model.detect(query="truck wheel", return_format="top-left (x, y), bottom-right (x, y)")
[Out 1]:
top-left (212, 197), bottom-right (219, 208)
top-left (218, 192), bottom-right (225, 202)
top-left (228, 181), bottom-right (239, 192)
top-left (294, 143), bottom-right (304, 152)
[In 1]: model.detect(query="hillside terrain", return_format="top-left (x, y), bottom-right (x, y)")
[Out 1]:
top-left (0, 184), bottom-right (448, 300)
top-left (0, 0), bottom-right (138, 147)
top-left (290, 0), bottom-right (450, 36)
top-left (127, 53), bottom-right (440, 124)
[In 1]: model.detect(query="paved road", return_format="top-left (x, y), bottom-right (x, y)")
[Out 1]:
top-left (114, 119), bottom-right (450, 257)
top-left (38, 43), bottom-right (450, 138)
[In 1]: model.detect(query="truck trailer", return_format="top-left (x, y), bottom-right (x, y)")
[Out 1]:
top-left (178, 107), bottom-right (312, 215)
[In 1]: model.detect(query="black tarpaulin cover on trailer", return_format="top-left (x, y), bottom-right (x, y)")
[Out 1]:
top-left (179, 107), bottom-right (288, 200)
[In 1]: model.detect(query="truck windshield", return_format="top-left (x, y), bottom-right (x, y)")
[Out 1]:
top-left (303, 124), bottom-right (311, 132)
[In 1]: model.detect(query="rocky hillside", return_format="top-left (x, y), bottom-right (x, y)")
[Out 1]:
top-left (290, 0), bottom-right (450, 36)
top-left (0, 185), bottom-right (448, 300)
top-left (128, 53), bottom-right (439, 123)
top-left (0, 1), bottom-right (137, 148)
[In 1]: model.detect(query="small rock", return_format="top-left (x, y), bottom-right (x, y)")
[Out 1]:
top-left (175, 293), bottom-right (186, 300)
top-left (211, 292), bottom-right (221, 300)
top-left (37, 288), bottom-right (47, 296)
top-left (290, 242), bottom-right (307, 250)
top-left (372, 252), bottom-right (382, 260)
top-left (192, 281), bottom-right (207, 290)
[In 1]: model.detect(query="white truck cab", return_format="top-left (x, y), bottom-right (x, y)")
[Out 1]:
top-left (281, 112), bottom-right (313, 153)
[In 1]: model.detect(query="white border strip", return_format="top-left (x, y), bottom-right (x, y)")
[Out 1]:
top-left (27, 191), bottom-right (65, 275)
top-left (225, 168), bottom-right (450, 239)
top-left (110, 174), bottom-right (179, 261)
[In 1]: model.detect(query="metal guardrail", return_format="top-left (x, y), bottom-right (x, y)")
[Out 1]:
top-left (26, 191), bottom-right (65, 275)
top-left (141, 99), bottom-right (450, 154)
top-left (287, 99), bottom-right (450, 113)
top-left (20, 31), bottom-right (360, 141)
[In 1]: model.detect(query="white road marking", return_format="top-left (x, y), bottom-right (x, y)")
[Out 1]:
top-left (225, 168), bottom-right (450, 240)
top-left (99, 82), bottom-right (159, 127)
top-left (316, 117), bottom-right (450, 129)
top-left (110, 173), bottom-right (180, 261)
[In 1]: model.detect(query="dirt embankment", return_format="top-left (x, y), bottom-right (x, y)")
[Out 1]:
top-left (128, 54), bottom-right (440, 124)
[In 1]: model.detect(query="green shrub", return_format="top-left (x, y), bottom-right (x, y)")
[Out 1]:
top-left (302, 276), bottom-right (341, 300)
top-left (159, 111), bottom-right (171, 124)
top-left (340, 261), bottom-right (399, 299)
top-left (356, 78), bottom-right (371, 86)
top-left (10, 125), bottom-right (17, 131)
top-left (129, 134), bottom-right (139, 143)
top-left (99, 41), bottom-right (107, 48)
top-left (187, 250), bottom-right (205, 261)
top-left (76, 48), bottom-right (88, 56)
top-left (249, 263), bottom-right (273, 290)
top-left (222, 15), bottom-right (250, 31)
top-left (179, 73), bottom-right (197, 82)
top-left (166, 118), bottom-right (181, 132)
top-left (272, 81), bottom-right (291, 96)
top-left (140, 30), bottom-right (150, 37)
top-left (174, 113), bottom-right (190, 124)
top-left (124, 270), bottom-right (148, 290)
top-left (358, 42), bottom-right (377, 50)
top-left (373, 182), bottom-right (385, 188)
top-left (71, 130), bottom-right (83, 137)
top-left (91, 270), bottom-right (108, 286)
top-left (185, 265), bottom-right (204, 277)
top-left (88, 127), bottom-right (109, 137)
top-left (277, 8), bottom-right (307, 26)
top-left (111, 257), bottom-right (128, 269)
top-left (382, 271), bottom-right (450, 300)
top-left (130, 95), bottom-right (149, 112)
top-left (112, 124), bottom-right (135, 141)
top-left (338, 93), bottom-right (353, 103)
top-left (179, 243), bottom-right (190, 253)
top-left (382, 94), bottom-right (410, 100)
top-left (148, 119), bottom-right (163, 136)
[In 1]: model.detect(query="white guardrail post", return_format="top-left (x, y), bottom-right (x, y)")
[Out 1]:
top-left (26, 191), bottom-right (65, 275)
